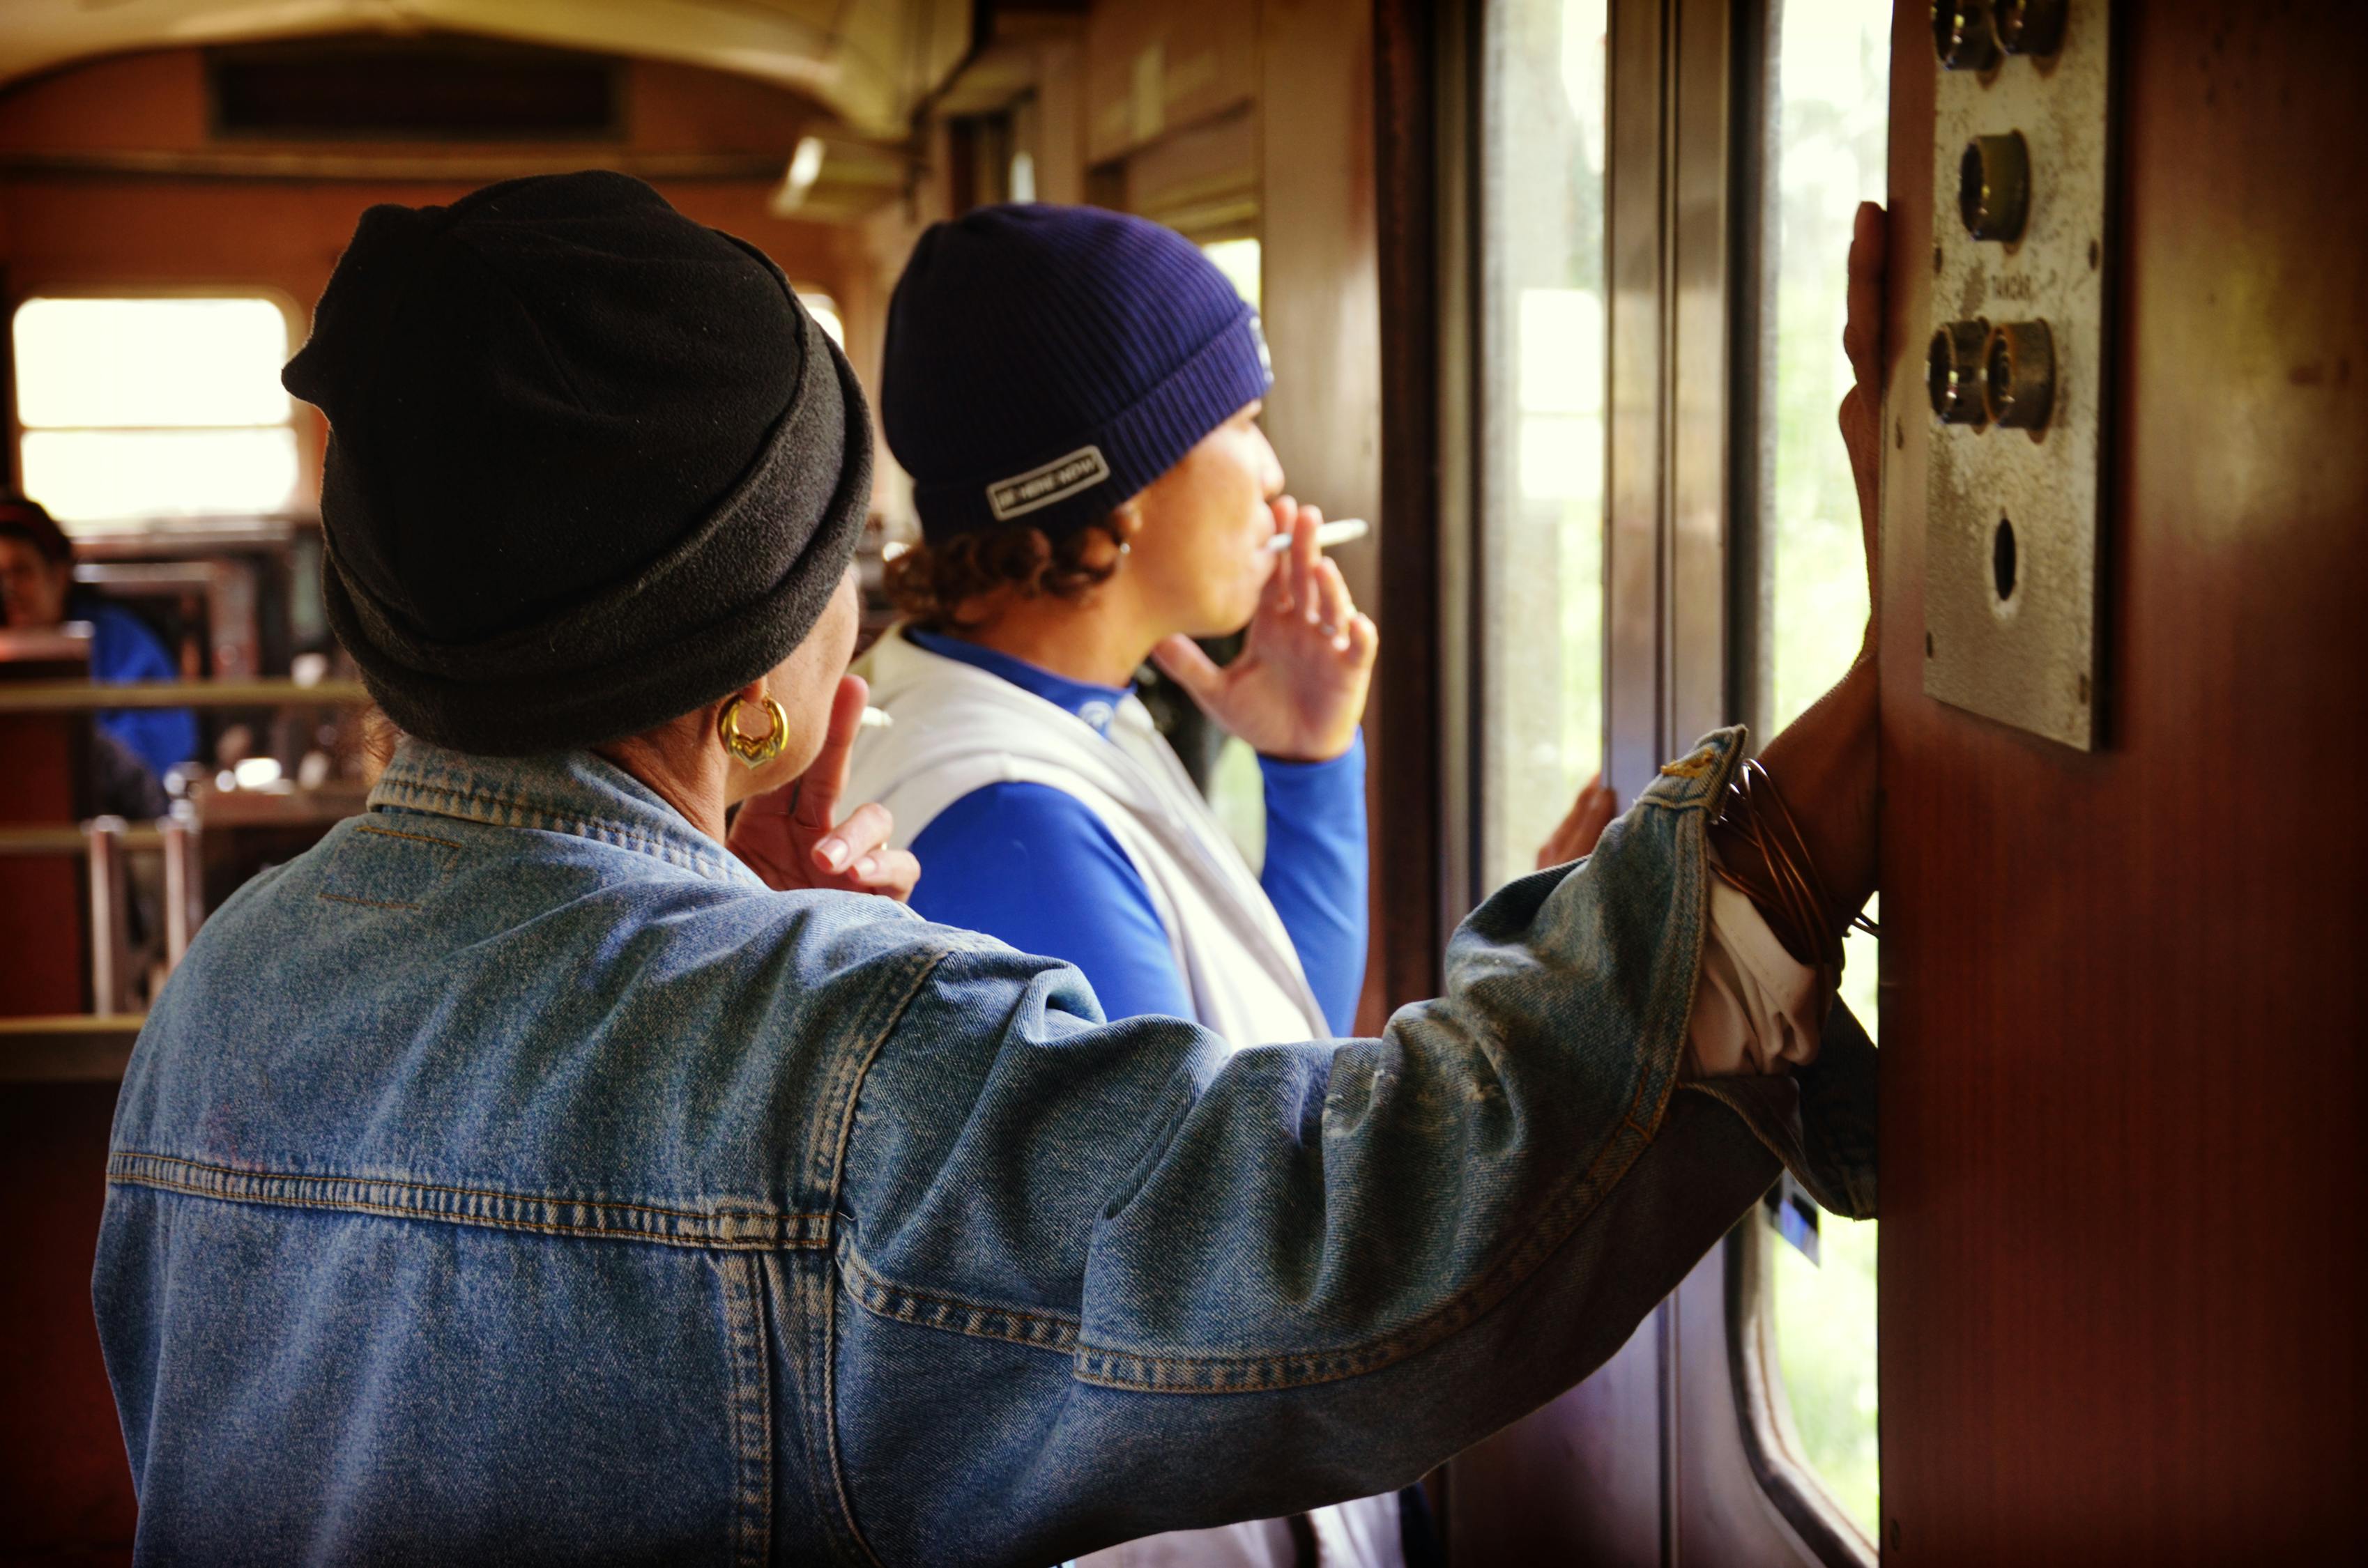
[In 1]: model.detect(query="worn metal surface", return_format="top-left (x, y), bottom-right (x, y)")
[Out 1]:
top-left (1923, 0), bottom-right (2111, 749)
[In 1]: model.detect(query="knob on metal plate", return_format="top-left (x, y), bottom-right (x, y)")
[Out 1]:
top-left (1985, 320), bottom-right (2056, 429)
top-left (1928, 320), bottom-right (1991, 424)
top-left (1932, 1), bottom-right (2003, 72)
top-left (1959, 132), bottom-right (2031, 242)
top-left (1997, 0), bottom-right (2067, 56)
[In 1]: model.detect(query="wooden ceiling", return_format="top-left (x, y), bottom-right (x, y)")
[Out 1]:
top-left (0, 0), bottom-right (974, 137)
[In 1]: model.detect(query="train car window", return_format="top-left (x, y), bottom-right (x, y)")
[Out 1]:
top-left (13, 294), bottom-right (300, 523)
top-left (1198, 238), bottom-right (1263, 314)
top-left (1752, 0), bottom-right (1889, 1546)
top-left (795, 291), bottom-right (848, 348)
top-left (1478, 0), bottom-right (1607, 892)
top-left (1196, 236), bottom-right (1269, 863)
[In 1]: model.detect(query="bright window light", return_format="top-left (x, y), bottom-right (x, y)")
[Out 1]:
top-left (1757, 0), bottom-right (1892, 1546)
top-left (1198, 239), bottom-right (1261, 314)
top-left (795, 291), bottom-right (846, 348)
top-left (13, 295), bottom-right (300, 525)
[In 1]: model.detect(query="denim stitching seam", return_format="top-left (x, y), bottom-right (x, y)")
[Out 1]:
top-left (350, 822), bottom-right (469, 852)
top-left (820, 1239), bottom-right (889, 1568)
top-left (719, 1253), bottom-right (774, 1568)
top-left (810, 948), bottom-right (943, 1568)
top-left (837, 1238), bottom-right (1082, 1354)
top-left (107, 1153), bottom-right (831, 1250)
top-left (1062, 734), bottom-right (1734, 1394)
top-left (805, 949), bottom-right (944, 1206)
top-left (374, 773), bottom-right (739, 882)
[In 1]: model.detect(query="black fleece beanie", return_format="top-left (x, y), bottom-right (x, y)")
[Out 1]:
top-left (283, 170), bottom-right (871, 755)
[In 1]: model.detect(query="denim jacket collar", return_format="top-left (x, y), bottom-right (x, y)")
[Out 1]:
top-left (368, 738), bottom-right (767, 891)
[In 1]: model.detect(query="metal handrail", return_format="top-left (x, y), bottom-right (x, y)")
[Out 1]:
top-left (0, 1015), bottom-right (143, 1084)
top-left (0, 823), bottom-right (169, 854)
top-left (0, 815), bottom-right (206, 1013)
top-left (0, 678), bottom-right (369, 712)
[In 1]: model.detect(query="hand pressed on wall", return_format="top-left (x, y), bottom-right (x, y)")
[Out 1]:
top-left (1838, 199), bottom-right (1888, 652)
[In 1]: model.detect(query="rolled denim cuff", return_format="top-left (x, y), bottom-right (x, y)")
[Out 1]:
top-left (1681, 998), bottom-right (1878, 1219)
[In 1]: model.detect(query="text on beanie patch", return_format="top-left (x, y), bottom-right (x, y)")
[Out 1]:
top-left (987, 445), bottom-right (1111, 521)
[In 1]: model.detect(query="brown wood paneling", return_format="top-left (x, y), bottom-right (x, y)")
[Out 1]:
top-left (0, 1082), bottom-right (135, 1560)
top-left (1259, 0), bottom-right (1385, 1028)
top-left (1, 641), bottom-right (93, 1018)
top-left (0, 47), bottom-right (857, 505)
top-left (1083, 0), bottom-right (1260, 165)
top-left (1879, 3), bottom-right (2368, 1561)
top-left (1448, 1310), bottom-right (1665, 1566)
top-left (1370, 0), bottom-right (1446, 1008)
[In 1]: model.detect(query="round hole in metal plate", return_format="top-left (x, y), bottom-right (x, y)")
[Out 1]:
top-left (1992, 515), bottom-right (2019, 603)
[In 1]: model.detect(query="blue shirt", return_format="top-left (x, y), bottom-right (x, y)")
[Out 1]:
top-left (75, 595), bottom-right (199, 780)
top-left (901, 628), bottom-right (1370, 1033)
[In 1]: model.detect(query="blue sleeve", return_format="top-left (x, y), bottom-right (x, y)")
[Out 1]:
top-left (1258, 731), bottom-right (1369, 1036)
top-left (907, 782), bottom-right (1197, 1027)
top-left (87, 606), bottom-right (199, 779)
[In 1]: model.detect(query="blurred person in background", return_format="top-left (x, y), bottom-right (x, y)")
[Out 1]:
top-left (0, 493), bottom-right (198, 787)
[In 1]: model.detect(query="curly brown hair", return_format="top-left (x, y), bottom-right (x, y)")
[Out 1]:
top-left (883, 511), bottom-right (1133, 632)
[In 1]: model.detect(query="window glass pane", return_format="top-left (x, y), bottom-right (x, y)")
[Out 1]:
top-left (1480, 0), bottom-right (1607, 892)
top-left (1197, 236), bottom-right (1265, 858)
top-left (1772, 1211), bottom-right (1880, 1535)
top-left (1199, 238), bottom-right (1262, 314)
top-left (22, 429), bottom-right (301, 523)
top-left (13, 296), bottom-right (291, 428)
top-left (1759, 0), bottom-right (1888, 1546)
top-left (795, 291), bottom-right (847, 348)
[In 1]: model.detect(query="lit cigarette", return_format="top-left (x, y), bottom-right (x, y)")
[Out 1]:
top-left (860, 706), bottom-right (894, 729)
top-left (1264, 518), bottom-right (1370, 553)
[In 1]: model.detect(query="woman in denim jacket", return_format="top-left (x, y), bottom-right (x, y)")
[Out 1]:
top-left (95, 172), bottom-right (1885, 1567)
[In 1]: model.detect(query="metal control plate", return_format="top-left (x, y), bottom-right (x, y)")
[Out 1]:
top-left (1924, 1), bottom-right (2113, 750)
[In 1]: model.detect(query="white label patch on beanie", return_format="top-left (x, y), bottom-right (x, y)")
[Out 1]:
top-left (987, 445), bottom-right (1111, 521)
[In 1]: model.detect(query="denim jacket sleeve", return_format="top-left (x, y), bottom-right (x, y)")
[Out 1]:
top-left (826, 727), bottom-right (1875, 1566)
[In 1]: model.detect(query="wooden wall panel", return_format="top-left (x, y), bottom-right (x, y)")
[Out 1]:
top-left (0, 47), bottom-right (861, 510)
top-left (0, 712), bottom-right (86, 1017)
top-left (1, 639), bottom-right (93, 1019)
top-left (1083, 0), bottom-right (1260, 164)
top-left (1446, 1311), bottom-right (1665, 1566)
top-left (1878, 3), bottom-right (2368, 1561)
top-left (0, 1084), bottom-right (135, 1561)
top-left (1370, 0), bottom-right (1449, 1013)
top-left (1259, 0), bottom-right (1384, 1029)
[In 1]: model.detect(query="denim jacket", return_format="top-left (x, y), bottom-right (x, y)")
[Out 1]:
top-left (94, 728), bottom-right (1874, 1567)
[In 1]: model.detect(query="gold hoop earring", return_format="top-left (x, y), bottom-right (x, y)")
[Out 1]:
top-left (717, 693), bottom-right (789, 769)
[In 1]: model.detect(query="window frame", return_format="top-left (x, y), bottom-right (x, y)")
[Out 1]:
top-left (8, 284), bottom-right (313, 525)
top-left (1729, 1221), bottom-right (1881, 1564)
top-left (1728, 0), bottom-right (1889, 1552)
top-left (1412, 0), bottom-right (1879, 1562)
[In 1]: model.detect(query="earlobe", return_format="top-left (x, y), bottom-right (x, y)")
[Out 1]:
top-left (1107, 502), bottom-right (1143, 561)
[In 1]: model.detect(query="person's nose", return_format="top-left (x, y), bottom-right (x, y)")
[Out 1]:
top-left (1255, 426), bottom-right (1285, 500)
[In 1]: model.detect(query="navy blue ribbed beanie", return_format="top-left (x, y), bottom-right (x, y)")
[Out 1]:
top-left (882, 203), bottom-right (1271, 543)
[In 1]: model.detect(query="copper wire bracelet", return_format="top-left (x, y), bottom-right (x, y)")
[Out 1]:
top-left (1706, 758), bottom-right (1861, 988)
